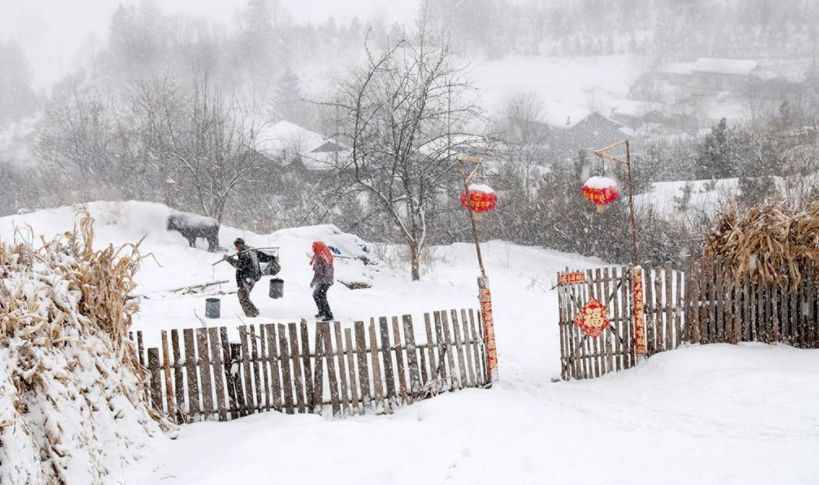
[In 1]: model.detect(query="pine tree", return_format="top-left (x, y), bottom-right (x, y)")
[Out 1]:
top-left (696, 118), bottom-right (736, 179)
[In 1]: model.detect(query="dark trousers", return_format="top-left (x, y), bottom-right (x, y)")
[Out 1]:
top-left (238, 279), bottom-right (259, 318)
top-left (312, 284), bottom-right (332, 318)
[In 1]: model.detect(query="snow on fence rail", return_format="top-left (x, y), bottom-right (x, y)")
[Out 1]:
top-left (558, 264), bottom-right (818, 381)
top-left (128, 309), bottom-right (488, 422)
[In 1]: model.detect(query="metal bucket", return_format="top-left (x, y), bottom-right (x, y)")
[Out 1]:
top-left (205, 297), bottom-right (221, 318)
top-left (269, 278), bottom-right (284, 299)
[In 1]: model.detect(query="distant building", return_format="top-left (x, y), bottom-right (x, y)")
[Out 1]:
top-left (254, 120), bottom-right (350, 172)
top-left (628, 57), bottom-right (814, 129)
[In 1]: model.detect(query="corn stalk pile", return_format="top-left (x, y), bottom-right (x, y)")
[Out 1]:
top-left (704, 201), bottom-right (819, 288)
top-left (0, 211), bottom-right (169, 485)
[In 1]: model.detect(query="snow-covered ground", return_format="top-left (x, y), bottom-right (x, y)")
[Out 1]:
top-left (2, 201), bottom-right (817, 485)
top-left (635, 174), bottom-right (819, 220)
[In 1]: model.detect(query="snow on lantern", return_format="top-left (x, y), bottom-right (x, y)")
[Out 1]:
top-left (460, 183), bottom-right (497, 213)
top-left (581, 176), bottom-right (620, 212)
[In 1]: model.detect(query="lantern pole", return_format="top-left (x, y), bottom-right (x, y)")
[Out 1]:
top-left (459, 158), bottom-right (488, 279)
top-left (459, 155), bottom-right (498, 385)
top-left (592, 139), bottom-right (646, 360)
top-left (592, 139), bottom-right (639, 267)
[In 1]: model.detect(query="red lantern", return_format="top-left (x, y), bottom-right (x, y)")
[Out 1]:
top-left (460, 184), bottom-right (497, 213)
top-left (581, 176), bottom-right (620, 212)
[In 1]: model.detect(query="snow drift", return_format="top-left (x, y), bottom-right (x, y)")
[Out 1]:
top-left (0, 211), bottom-right (165, 485)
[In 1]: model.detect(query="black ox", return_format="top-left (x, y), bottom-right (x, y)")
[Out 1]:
top-left (166, 212), bottom-right (220, 252)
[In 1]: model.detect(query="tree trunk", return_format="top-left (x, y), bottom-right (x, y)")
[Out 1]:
top-left (409, 241), bottom-right (421, 281)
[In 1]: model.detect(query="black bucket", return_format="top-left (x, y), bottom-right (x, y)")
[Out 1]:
top-left (205, 297), bottom-right (221, 318)
top-left (269, 278), bottom-right (284, 299)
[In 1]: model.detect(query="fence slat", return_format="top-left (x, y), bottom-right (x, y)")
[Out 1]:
top-left (183, 329), bottom-right (200, 419)
top-left (238, 326), bottom-right (256, 414)
top-left (220, 327), bottom-right (239, 419)
top-left (196, 328), bottom-right (214, 420)
top-left (391, 317), bottom-right (408, 403)
top-left (171, 329), bottom-right (186, 423)
top-left (664, 265), bottom-right (673, 351)
top-left (587, 269), bottom-right (599, 378)
top-left (469, 308), bottom-right (491, 384)
top-left (441, 311), bottom-right (459, 389)
top-left (467, 309), bottom-right (484, 384)
top-left (207, 327), bottom-right (227, 421)
top-left (368, 320), bottom-right (385, 411)
top-left (558, 282), bottom-right (568, 380)
top-left (300, 321), bottom-right (314, 409)
top-left (675, 269), bottom-right (683, 348)
top-left (258, 324), bottom-right (270, 413)
top-left (148, 348), bottom-right (163, 412)
top-left (403, 315), bottom-right (421, 399)
top-left (160, 331), bottom-right (175, 421)
top-left (288, 322), bottom-right (306, 414)
top-left (229, 343), bottom-right (247, 417)
top-left (611, 267), bottom-right (622, 372)
top-left (378, 317), bottom-right (396, 404)
top-left (312, 323), bottom-right (324, 414)
top-left (424, 313), bottom-right (436, 383)
top-left (749, 278), bottom-right (757, 342)
top-left (354, 321), bottom-right (370, 411)
top-left (460, 309), bottom-right (476, 387)
top-left (601, 268), bottom-right (612, 375)
top-left (278, 324), bottom-right (294, 415)
top-left (265, 324), bottom-right (282, 411)
top-left (451, 310), bottom-right (469, 387)
top-left (334, 321), bottom-right (351, 415)
top-left (595, 268), bottom-right (605, 376)
top-left (344, 328), bottom-right (360, 413)
top-left (322, 322), bottom-right (341, 416)
top-left (249, 325), bottom-right (263, 412)
top-left (653, 268), bottom-right (664, 354)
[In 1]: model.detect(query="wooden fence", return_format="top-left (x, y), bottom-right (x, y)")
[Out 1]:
top-left (129, 309), bottom-right (488, 422)
top-left (558, 265), bottom-right (687, 380)
top-left (685, 264), bottom-right (818, 348)
top-left (558, 263), bottom-right (818, 381)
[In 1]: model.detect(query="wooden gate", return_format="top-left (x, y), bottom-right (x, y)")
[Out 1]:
top-left (557, 267), bottom-right (635, 380)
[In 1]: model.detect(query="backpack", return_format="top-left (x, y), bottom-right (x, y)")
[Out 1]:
top-left (256, 249), bottom-right (281, 276)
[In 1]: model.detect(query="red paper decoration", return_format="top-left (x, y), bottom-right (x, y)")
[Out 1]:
top-left (460, 184), bottom-right (497, 213)
top-left (573, 298), bottom-right (611, 337)
top-left (581, 176), bottom-right (620, 211)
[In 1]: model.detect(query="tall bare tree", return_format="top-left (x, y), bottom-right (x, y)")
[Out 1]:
top-left (135, 78), bottom-right (261, 223)
top-left (329, 31), bottom-right (479, 280)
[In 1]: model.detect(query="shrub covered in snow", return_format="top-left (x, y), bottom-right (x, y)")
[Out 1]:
top-left (0, 212), bottom-right (167, 484)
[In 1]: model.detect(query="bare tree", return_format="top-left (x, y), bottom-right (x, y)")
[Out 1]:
top-left (329, 32), bottom-right (479, 280)
top-left (135, 77), bottom-right (262, 223)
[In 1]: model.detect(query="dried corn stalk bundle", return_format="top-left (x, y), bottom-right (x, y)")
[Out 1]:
top-left (0, 210), bottom-right (169, 485)
top-left (704, 201), bottom-right (819, 288)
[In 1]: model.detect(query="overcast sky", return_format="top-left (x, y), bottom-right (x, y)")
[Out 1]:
top-left (0, 0), bottom-right (418, 90)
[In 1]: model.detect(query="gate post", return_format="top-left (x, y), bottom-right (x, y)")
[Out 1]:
top-left (631, 266), bottom-right (647, 359)
top-left (478, 276), bottom-right (498, 384)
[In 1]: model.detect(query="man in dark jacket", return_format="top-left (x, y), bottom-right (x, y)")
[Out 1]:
top-left (226, 238), bottom-right (261, 317)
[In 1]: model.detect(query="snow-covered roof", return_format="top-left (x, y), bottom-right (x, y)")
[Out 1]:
top-left (611, 100), bottom-right (664, 118)
top-left (255, 120), bottom-right (349, 171)
top-left (753, 59), bottom-right (812, 83)
top-left (256, 120), bottom-right (325, 156)
top-left (660, 62), bottom-right (697, 76)
top-left (692, 58), bottom-right (758, 76)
